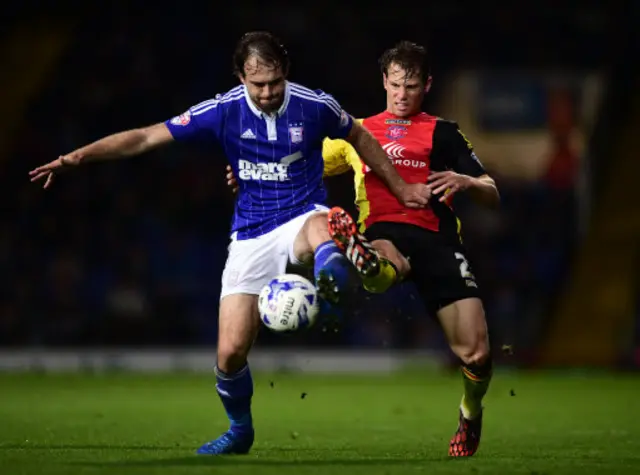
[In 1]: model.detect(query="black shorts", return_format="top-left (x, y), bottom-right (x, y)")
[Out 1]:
top-left (364, 221), bottom-right (481, 316)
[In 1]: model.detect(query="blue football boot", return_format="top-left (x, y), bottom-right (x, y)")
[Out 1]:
top-left (196, 428), bottom-right (254, 455)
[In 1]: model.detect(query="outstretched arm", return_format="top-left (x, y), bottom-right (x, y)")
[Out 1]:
top-left (30, 94), bottom-right (226, 189)
top-left (29, 123), bottom-right (173, 188)
top-left (71, 123), bottom-right (173, 162)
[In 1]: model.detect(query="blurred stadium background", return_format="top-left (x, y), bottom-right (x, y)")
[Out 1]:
top-left (2, 3), bottom-right (640, 474)
top-left (2, 1), bottom-right (638, 370)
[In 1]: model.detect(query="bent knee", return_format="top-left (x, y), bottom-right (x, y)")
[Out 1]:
top-left (372, 239), bottom-right (411, 277)
top-left (394, 254), bottom-right (411, 277)
top-left (299, 212), bottom-right (331, 252)
top-left (453, 328), bottom-right (490, 366)
top-left (217, 342), bottom-right (250, 374)
top-left (306, 211), bottom-right (329, 232)
top-left (217, 327), bottom-right (255, 373)
top-left (457, 342), bottom-right (490, 366)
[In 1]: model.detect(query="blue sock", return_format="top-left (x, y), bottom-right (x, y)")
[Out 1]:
top-left (314, 240), bottom-right (350, 290)
top-left (215, 364), bottom-right (253, 434)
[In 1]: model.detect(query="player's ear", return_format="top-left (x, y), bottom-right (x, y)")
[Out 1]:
top-left (424, 75), bottom-right (433, 94)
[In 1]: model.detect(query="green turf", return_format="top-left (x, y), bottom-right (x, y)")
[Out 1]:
top-left (1, 370), bottom-right (639, 474)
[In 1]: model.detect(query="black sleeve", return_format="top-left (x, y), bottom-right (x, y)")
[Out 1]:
top-left (431, 119), bottom-right (487, 178)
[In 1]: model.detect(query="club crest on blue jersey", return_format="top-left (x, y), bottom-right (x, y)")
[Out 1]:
top-left (170, 111), bottom-right (191, 126)
top-left (289, 126), bottom-right (304, 144)
top-left (385, 125), bottom-right (408, 140)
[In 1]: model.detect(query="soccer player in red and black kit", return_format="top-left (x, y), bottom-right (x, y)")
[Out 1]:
top-left (327, 41), bottom-right (500, 457)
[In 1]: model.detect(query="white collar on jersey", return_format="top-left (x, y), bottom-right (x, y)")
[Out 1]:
top-left (243, 81), bottom-right (291, 119)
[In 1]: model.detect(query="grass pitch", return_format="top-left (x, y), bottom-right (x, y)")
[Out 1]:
top-left (1, 370), bottom-right (639, 474)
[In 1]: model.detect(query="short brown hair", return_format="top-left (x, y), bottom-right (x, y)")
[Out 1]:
top-left (379, 41), bottom-right (431, 83)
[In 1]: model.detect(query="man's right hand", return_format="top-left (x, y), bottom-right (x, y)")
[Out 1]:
top-left (397, 182), bottom-right (432, 209)
top-left (226, 165), bottom-right (239, 194)
top-left (29, 153), bottom-right (82, 189)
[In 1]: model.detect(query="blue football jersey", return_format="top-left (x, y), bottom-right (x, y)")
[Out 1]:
top-left (165, 81), bottom-right (354, 240)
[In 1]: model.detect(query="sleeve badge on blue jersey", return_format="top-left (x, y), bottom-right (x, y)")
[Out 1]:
top-left (340, 110), bottom-right (349, 127)
top-left (170, 110), bottom-right (191, 126)
top-left (289, 126), bottom-right (304, 144)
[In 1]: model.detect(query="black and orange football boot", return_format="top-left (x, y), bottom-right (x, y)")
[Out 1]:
top-left (327, 206), bottom-right (380, 279)
top-left (449, 409), bottom-right (483, 457)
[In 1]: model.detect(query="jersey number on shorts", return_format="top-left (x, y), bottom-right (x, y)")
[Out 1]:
top-left (455, 252), bottom-right (475, 282)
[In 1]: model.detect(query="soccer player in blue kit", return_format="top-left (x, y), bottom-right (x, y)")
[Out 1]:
top-left (29, 31), bottom-right (430, 455)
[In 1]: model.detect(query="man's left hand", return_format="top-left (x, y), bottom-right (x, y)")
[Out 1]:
top-left (427, 171), bottom-right (473, 202)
